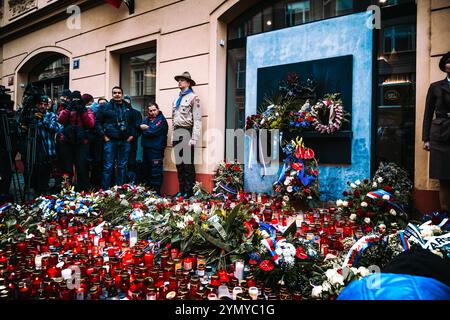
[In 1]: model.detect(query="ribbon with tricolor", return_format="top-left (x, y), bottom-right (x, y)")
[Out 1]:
top-left (366, 189), bottom-right (405, 213)
top-left (0, 203), bottom-right (12, 213)
top-left (342, 234), bottom-right (382, 268)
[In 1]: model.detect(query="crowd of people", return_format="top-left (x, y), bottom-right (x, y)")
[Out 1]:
top-left (0, 71), bottom-right (201, 203)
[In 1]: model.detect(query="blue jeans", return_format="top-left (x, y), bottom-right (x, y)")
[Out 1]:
top-left (101, 139), bottom-right (131, 190)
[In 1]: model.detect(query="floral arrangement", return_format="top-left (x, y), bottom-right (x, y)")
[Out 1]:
top-left (373, 162), bottom-right (413, 208)
top-left (273, 137), bottom-right (319, 205)
top-left (213, 160), bottom-right (244, 196)
top-left (336, 176), bottom-right (409, 232)
top-left (310, 93), bottom-right (350, 134)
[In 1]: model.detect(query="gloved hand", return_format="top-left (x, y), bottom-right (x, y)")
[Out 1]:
top-left (34, 112), bottom-right (44, 120)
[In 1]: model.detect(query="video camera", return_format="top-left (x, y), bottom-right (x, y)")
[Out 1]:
top-left (0, 85), bottom-right (13, 111)
top-left (19, 84), bottom-right (45, 126)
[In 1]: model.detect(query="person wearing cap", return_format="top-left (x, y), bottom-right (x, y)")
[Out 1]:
top-left (95, 86), bottom-right (140, 190)
top-left (422, 52), bottom-right (450, 212)
top-left (24, 95), bottom-right (61, 196)
top-left (123, 95), bottom-right (143, 184)
top-left (55, 89), bottom-right (72, 115)
top-left (58, 91), bottom-right (95, 191)
top-left (172, 71), bottom-right (201, 197)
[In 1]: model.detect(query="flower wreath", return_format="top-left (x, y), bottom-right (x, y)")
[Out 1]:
top-left (311, 94), bottom-right (347, 134)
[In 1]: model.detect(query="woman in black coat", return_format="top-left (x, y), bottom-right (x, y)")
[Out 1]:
top-left (422, 52), bottom-right (450, 211)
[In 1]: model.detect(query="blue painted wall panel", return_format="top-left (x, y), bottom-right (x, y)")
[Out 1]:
top-left (244, 12), bottom-right (373, 200)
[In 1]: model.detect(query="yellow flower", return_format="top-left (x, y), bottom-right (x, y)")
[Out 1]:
top-left (202, 223), bottom-right (209, 231)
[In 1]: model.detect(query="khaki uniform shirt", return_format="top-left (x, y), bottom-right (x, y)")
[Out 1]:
top-left (172, 91), bottom-right (201, 141)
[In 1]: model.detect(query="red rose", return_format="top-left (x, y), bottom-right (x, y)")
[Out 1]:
top-left (225, 163), bottom-right (231, 169)
top-left (343, 191), bottom-right (349, 197)
top-left (291, 162), bottom-right (303, 171)
top-left (307, 116), bottom-right (315, 122)
top-left (233, 165), bottom-right (240, 172)
top-left (383, 186), bottom-right (393, 192)
top-left (304, 188), bottom-right (311, 194)
top-left (356, 208), bottom-right (363, 217)
top-left (364, 179), bottom-right (369, 184)
top-left (259, 260), bottom-right (275, 272)
top-left (304, 148), bottom-right (315, 159)
top-left (348, 199), bottom-right (353, 207)
top-left (296, 247), bottom-right (308, 260)
top-left (353, 190), bottom-right (360, 197)
top-left (301, 112), bottom-right (307, 117)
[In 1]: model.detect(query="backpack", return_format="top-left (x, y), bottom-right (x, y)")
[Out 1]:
top-left (63, 111), bottom-right (86, 144)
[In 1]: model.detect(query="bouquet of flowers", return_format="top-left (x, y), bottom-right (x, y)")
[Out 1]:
top-left (273, 137), bottom-right (319, 205)
top-left (254, 232), bottom-right (323, 295)
top-left (213, 161), bottom-right (244, 196)
top-left (336, 176), bottom-right (409, 231)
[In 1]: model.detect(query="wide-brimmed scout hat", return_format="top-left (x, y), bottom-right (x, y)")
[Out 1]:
top-left (439, 51), bottom-right (450, 72)
top-left (174, 71), bottom-right (196, 86)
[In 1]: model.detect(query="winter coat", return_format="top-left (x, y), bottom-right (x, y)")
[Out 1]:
top-left (94, 99), bottom-right (139, 140)
top-left (141, 112), bottom-right (168, 151)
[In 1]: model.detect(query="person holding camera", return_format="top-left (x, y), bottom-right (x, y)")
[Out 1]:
top-left (22, 95), bottom-right (61, 197)
top-left (58, 91), bottom-right (95, 191)
top-left (95, 86), bottom-right (139, 190)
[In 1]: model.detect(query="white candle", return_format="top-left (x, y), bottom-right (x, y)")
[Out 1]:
top-left (232, 287), bottom-right (242, 300)
top-left (235, 260), bottom-right (244, 282)
top-left (61, 268), bottom-right (72, 280)
top-left (249, 287), bottom-right (258, 300)
top-left (35, 255), bottom-right (42, 269)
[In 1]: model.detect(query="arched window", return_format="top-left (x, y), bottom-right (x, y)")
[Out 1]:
top-left (28, 54), bottom-right (70, 101)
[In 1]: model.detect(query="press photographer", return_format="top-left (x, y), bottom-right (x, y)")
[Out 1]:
top-left (58, 91), bottom-right (95, 191)
top-left (0, 85), bottom-right (20, 204)
top-left (19, 88), bottom-right (61, 199)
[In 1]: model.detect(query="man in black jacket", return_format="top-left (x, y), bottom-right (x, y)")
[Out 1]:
top-left (95, 86), bottom-right (139, 190)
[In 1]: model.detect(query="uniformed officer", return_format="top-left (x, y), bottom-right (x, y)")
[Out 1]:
top-left (172, 71), bottom-right (201, 197)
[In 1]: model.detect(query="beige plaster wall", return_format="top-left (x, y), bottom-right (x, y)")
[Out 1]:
top-left (415, 0), bottom-right (450, 191)
top-left (0, 0), bottom-right (243, 175)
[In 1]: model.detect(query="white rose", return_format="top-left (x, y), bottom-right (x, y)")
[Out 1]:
top-left (191, 204), bottom-right (202, 214)
top-left (364, 217), bottom-right (371, 224)
top-left (287, 186), bottom-right (293, 193)
top-left (120, 199), bottom-right (129, 206)
top-left (349, 214), bottom-right (357, 221)
top-left (343, 201), bottom-right (349, 207)
top-left (355, 180), bottom-right (361, 186)
top-left (322, 281), bottom-right (332, 292)
top-left (350, 183), bottom-right (357, 189)
top-left (351, 267), bottom-right (359, 275)
top-left (330, 274), bottom-right (345, 286)
top-left (174, 205), bottom-right (181, 212)
top-left (382, 195), bottom-right (390, 200)
top-left (372, 182), bottom-right (378, 188)
top-left (283, 196), bottom-right (290, 202)
top-left (361, 201), bottom-right (368, 207)
top-left (336, 199), bottom-right (343, 207)
top-left (325, 269), bottom-right (338, 280)
top-left (389, 209), bottom-right (396, 216)
top-left (311, 285), bottom-right (323, 299)
top-left (377, 177), bottom-right (383, 183)
top-left (357, 267), bottom-right (371, 277)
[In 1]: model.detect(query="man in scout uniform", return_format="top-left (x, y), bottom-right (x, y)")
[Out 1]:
top-left (172, 71), bottom-right (201, 197)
